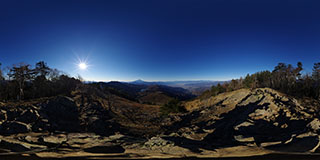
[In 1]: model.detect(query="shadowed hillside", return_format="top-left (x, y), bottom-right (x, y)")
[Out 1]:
top-left (1, 86), bottom-right (320, 159)
top-left (91, 81), bottom-right (195, 105)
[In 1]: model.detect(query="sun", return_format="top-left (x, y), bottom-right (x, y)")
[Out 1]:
top-left (78, 62), bottom-right (88, 70)
top-left (73, 52), bottom-right (91, 71)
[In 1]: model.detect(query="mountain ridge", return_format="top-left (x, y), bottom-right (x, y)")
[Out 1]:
top-left (129, 79), bottom-right (228, 95)
top-left (90, 81), bottom-right (195, 105)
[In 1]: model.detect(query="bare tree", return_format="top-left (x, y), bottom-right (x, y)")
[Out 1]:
top-left (35, 61), bottom-right (50, 78)
top-left (7, 63), bottom-right (33, 100)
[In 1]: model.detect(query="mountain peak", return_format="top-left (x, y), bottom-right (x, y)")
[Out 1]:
top-left (131, 79), bottom-right (147, 84)
top-left (134, 79), bottom-right (144, 82)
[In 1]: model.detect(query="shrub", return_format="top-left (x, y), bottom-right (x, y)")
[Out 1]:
top-left (160, 98), bottom-right (186, 115)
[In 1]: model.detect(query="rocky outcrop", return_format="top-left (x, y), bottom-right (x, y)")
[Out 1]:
top-left (0, 105), bottom-right (38, 134)
top-left (0, 133), bottom-right (127, 156)
top-left (39, 96), bottom-right (80, 132)
top-left (169, 88), bottom-right (319, 153)
top-left (72, 88), bottom-right (120, 136)
top-left (0, 93), bottom-right (118, 135)
top-left (1, 87), bottom-right (320, 158)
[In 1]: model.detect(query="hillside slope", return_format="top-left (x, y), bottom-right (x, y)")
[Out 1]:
top-left (0, 85), bottom-right (163, 137)
top-left (167, 88), bottom-right (320, 152)
top-left (93, 81), bottom-right (195, 105)
top-left (1, 87), bottom-right (320, 159)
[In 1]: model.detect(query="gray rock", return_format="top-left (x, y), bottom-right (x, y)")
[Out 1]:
top-left (144, 136), bottom-right (174, 148)
top-left (42, 135), bottom-right (67, 144)
top-left (308, 118), bottom-right (320, 133)
top-left (260, 141), bottom-right (282, 147)
top-left (234, 121), bottom-right (254, 131)
top-left (234, 135), bottom-right (255, 143)
top-left (25, 135), bottom-right (41, 144)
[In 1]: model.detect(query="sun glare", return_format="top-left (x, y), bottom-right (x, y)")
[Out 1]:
top-left (78, 62), bottom-right (87, 70)
top-left (74, 53), bottom-right (90, 71)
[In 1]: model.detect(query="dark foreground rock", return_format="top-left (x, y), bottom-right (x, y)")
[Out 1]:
top-left (0, 121), bottom-right (31, 134)
top-left (0, 93), bottom-right (119, 136)
top-left (39, 96), bottom-right (80, 132)
top-left (83, 144), bottom-right (125, 153)
top-left (1, 88), bottom-right (320, 158)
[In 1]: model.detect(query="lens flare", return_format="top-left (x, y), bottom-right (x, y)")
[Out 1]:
top-left (73, 51), bottom-right (91, 71)
top-left (78, 62), bottom-right (87, 70)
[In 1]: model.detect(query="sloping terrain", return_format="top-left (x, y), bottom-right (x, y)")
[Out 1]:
top-left (0, 85), bottom-right (163, 137)
top-left (166, 88), bottom-right (320, 152)
top-left (137, 85), bottom-right (195, 105)
top-left (94, 81), bottom-right (195, 105)
top-left (130, 79), bottom-right (225, 96)
top-left (1, 87), bottom-right (320, 159)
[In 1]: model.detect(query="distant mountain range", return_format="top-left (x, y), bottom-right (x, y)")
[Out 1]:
top-left (86, 79), bottom-right (228, 96)
top-left (129, 79), bottom-right (228, 95)
top-left (90, 81), bottom-right (196, 105)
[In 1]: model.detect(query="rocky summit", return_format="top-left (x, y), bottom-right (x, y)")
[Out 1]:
top-left (1, 87), bottom-right (320, 159)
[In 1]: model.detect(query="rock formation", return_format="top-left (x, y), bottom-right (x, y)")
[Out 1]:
top-left (1, 87), bottom-right (320, 158)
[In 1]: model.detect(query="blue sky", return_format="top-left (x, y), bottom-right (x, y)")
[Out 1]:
top-left (1, 0), bottom-right (320, 81)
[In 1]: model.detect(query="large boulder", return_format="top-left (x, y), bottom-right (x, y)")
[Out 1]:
top-left (40, 96), bottom-right (80, 132)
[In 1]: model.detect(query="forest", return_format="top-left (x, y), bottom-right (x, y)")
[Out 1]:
top-left (201, 62), bottom-right (320, 100)
top-left (0, 61), bottom-right (81, 101)
top-left (1, 61), bottom-right (320, 102)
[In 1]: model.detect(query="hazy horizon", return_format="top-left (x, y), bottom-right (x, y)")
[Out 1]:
top-left (85, 78), bottom-right (232, 83)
